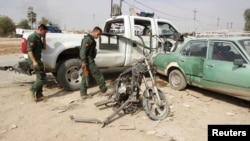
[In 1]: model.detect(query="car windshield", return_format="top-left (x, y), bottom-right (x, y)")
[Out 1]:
top-left (239, 39), bottom-right (250, 56)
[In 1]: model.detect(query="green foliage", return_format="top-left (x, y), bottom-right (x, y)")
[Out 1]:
top-left (38, 17), bottom-right (60, 28)
top-left (27, 11), bottom-right (37, 29)
top-left (244, 8), bottom-right (250, 31)
top-left (17, 19), bottom-right (31, 29)
top-left (0, 16), bottom-right (16, 37)
top-left (38, 17), bottom-right (51, 25)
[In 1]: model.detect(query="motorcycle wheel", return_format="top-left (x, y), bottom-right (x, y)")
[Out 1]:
top-left (142, 89), bottom-right (169, 120)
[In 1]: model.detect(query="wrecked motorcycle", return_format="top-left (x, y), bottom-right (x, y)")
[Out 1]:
top-left (94, 54), bottom-right (170, 127)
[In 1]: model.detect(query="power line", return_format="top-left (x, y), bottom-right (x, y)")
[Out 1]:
top-left (134, 0), bottom-right (153, 12)
top-left (122, 0), bottom-right (144, 12)
top-left (134, 0), bottom-right (192, 20)
top-left (122, 0), bottom-right (231, 31)
top-left (196, 19), bottom-right (217, 31)
top-left (123, 0), bottom-right (192, 21)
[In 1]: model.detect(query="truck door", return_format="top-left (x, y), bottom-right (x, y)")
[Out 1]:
top-left (129, 17), bottom-right (158, 64)
top-left (95, 18), bottom-right (128, 68)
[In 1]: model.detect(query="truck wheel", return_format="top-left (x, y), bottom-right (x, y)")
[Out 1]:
top-left (57, 59), bottom-right (82, 91)
top-left (169, 69), bottom-right (187, 91)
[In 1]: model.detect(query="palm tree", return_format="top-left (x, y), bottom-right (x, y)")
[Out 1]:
top-left (27, 7), bottom-right (36, 29)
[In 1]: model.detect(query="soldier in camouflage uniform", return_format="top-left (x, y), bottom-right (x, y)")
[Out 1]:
top-left (79, 26), bottom-right (108, 99)
top-left (26, 24), bottom-right (48, 102)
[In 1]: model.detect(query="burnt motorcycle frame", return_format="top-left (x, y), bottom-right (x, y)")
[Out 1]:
top-left (95, 54), bottom-right (170, 127)
top-left (94, 35), bottom-right (174, 127)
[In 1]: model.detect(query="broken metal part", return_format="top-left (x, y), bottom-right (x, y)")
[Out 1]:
top-left (70, 115), bottom-right (102, 124)
top-left (0, 66), bottom-right (14, 71)
top-left (94, 98), bottom-right (114, 107)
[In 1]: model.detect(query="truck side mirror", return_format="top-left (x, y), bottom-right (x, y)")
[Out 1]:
top-left (177, 34), bottom-right (184, 42)
top-left (233, 59), bottom-right (244, 67)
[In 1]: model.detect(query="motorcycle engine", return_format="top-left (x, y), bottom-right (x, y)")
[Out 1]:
top-left (115, 76), bottom-right (131, 102)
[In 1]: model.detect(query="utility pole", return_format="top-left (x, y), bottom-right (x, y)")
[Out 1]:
top-left (110, 0), bottom-right (113, 17)
top-left (93, 14), bottom-right (95, 25)
top-left (217, 17), bottom-right (220, 29)
top-left (193, 9), bottom-right (197, 35)
top-left (120, 0), bottom-right (123, 15)
top-left (227, 22), bottom-right (233, 29)
top-left (110, 0), bottom-right (123, 17)
top-left (28, 6), bottom-right (33, 29)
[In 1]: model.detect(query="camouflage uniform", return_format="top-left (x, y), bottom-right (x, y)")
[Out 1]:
top-left (79, 34), bottom-right (107, 96)
top-left (27, 31), bottom-right (47, 99)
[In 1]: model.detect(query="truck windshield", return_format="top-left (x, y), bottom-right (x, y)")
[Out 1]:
top-left (158, 22), bottom-right (177, 37)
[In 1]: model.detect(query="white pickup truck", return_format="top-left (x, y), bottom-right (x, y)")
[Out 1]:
top-left (18, 15), bottom-right (183, 91)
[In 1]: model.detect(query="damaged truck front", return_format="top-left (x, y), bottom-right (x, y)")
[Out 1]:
top-left (11, 15), bottom-right (183, 91)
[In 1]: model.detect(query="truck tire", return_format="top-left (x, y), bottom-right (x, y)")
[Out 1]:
top-left (57, 58), bottom-right (82, 91)
top-left (169, 69), bottom-right (187, 91)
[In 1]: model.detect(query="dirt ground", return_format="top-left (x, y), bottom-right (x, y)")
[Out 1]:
top-left (0, 37), bottom-right (249, 141)
top-left (0, 38), bottom-right (22, 56)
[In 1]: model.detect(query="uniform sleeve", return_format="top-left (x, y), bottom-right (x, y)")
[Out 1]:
top-left (27, 34), bottom-right (35, 52)
top-left (79, 37), bottom-right (89, 64)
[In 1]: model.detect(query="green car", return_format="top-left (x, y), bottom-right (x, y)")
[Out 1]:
top-left (154, 37), bottom-right (250, 101)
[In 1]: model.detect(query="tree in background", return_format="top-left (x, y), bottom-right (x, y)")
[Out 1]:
top-left (38, 17), bottom-right (51, 25)
top-left (17, 19), bottom-right (31, 29)
top-left (0, 16), bottom-right (15, 37)
top-left (38, 17), bottom-right (60, 28)
top-left (244, 8), bottom-right (250, 31)
top-left (27, 6), bottom-right (36, 29)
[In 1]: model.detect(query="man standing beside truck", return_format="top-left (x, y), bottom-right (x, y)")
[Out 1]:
top-left (26, 24), bottom-right (48, 102)
top-left (79, 26), bottom-right (109, 100)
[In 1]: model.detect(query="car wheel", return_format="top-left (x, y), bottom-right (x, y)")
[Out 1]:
top-left (57, 59), bottom-right (82, 91)
top-left (169, 69), bottom-right (187, 91)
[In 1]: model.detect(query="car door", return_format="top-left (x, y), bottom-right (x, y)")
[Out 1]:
top-left (202, 40), bottom-right (250, 96)
top-left (179, 40), bottom-right (208, 86)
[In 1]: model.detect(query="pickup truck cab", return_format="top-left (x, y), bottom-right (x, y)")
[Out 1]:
top-left (19, 15), bottom-right (182, 91)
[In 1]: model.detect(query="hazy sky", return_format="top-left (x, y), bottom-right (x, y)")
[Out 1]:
top-left (0, 0), bottom-right (249, 32)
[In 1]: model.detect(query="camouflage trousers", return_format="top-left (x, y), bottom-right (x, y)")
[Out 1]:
top-left (80, 58), bottom-right (107, 96)
top-left (29, 61), bottom-right (47, 98)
